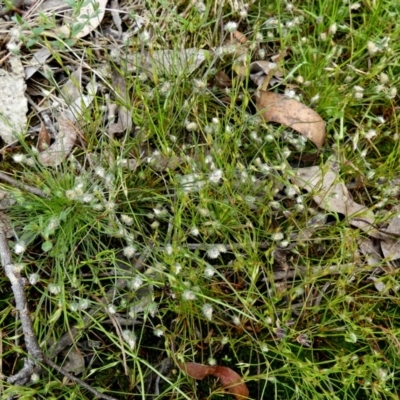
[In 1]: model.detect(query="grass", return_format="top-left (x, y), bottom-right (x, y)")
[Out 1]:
top-left (1, 0), bottom-right (400, 399)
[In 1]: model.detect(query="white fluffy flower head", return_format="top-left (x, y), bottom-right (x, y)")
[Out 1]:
top-left (224, 21), bottom-right (238, 33)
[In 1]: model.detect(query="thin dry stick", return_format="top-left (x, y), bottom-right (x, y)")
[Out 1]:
top-left (0, 171), bottom-right (48, 198)
top-left (0, 213), bottom-right (119, 399)
top-left (44, 358), bottom-right (118, 400)
top-left (0, 213), bottom-right (43, 385)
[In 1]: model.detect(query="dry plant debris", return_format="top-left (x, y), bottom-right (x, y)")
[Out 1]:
top-left (0, 55), bottom-right (27, 144)
top-left (37, 117), bottom-right (78, 166)
top-left (178, 361), bottom-right (249, 400)
top-left (0, 0), bottom-right (400, 399)
top-left (292, 158), bottom-right (379, 237)
top-left (256, 90), bottom-right (326, 150)
top-left (46, 0), bottom-right (108, 39)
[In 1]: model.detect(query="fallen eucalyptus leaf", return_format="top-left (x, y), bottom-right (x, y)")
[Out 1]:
top-left (213, 366), bottom-right (249, 399)
top-left (178, 361), bottom-right (249, 400)
top-left (38, 117), bottom-right (78, 167)
top-left (292, 160), bottom-right (381, 238)
top-left (108, 70), bottom-right (133, 134)
top-left (61, 68), bottom-right (83, 104)
top-left (179, 361), bottom-right (211, 379)
top-left (35, 0), bottom-right (71, 13)
top-left (214, 70), bottom-right (232, 88)
top-left (380, 214), bottom-right (400, 260)
top-left (110, 47), bottom-right (210, 79)
top-left (256, 90), bottom-right (325, 149)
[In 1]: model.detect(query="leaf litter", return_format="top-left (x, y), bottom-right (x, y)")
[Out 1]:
top-left (0, 53), bottom-right (28, 144)
top-left (256, 90), bottom-right (326, 150)
top-left (37, 116), bottom-right (79, 167)
top-left (178, 361), bottom-right (249, 400)
top-left (1, 1), bottom-right (400, 398)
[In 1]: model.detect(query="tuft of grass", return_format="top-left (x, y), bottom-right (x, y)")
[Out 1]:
top-left (1, 0), bottom-right (400, 399)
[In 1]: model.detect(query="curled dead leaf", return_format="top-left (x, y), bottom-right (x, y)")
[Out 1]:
top-left (380, 214), bottom-right (400, 260)
top-left (214, 366), bottom-right (249, 399)
top-left (256, 90), bottom-right (325, 150)
top-left (249, 61), bottom-right (284, 87)
top-left (292, 160), bottom-right (381, 239)
top-left (178, 361), bottom-right (213, 379)
top-left (37, 122), bottom-right (50, 152)
top-left (214, 70), bottom-right (232, 89)
top-left (178, 361), bottom-right (249, 399)
top-left (38, 118), bottom-right (78, 167)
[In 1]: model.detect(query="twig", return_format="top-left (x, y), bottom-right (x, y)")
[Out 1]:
top-left (0, 171), bottom-right (48, 198)
top-left (44, 358), bottom-right (118, 400)
top-left (0, 213), bottom-right (43, 384)
top-left (0, 213), bottom-right (119, 398)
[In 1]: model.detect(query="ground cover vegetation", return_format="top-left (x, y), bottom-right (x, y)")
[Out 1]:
top-left (1, 0), bottom-right (400, 399)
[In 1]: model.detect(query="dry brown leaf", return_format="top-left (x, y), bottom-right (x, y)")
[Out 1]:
top-left (292, 160), bottom-right (381, 239)
top-left (37, 122), bottom-right (50, 152)
top-left (64, 76), bottom-right (99, 122)
top-left (257, 90), bottom-right (325, 149)
top-left (214, 70), bottom-right (232, 88)
top-left (358, 237), bottom-right (382, 266)
top-left (178, 361), bottom-right (249, 399)
top-left (380, 214), bottom-right (400, 260)
top-left (38, 118), bottom-right (78, 167)
top-left (178, 361), bottom-right (213, 379)
top-left (62, 348), bottom-right (85, 374)
top-left (250, 61), bottom-right (283, 75)
top-left (35, 0), bottom-right (71, 13)
top-left (213, 366), bottom-right (249, 399)
top-left (369, 276), bottom-right (386, 293)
